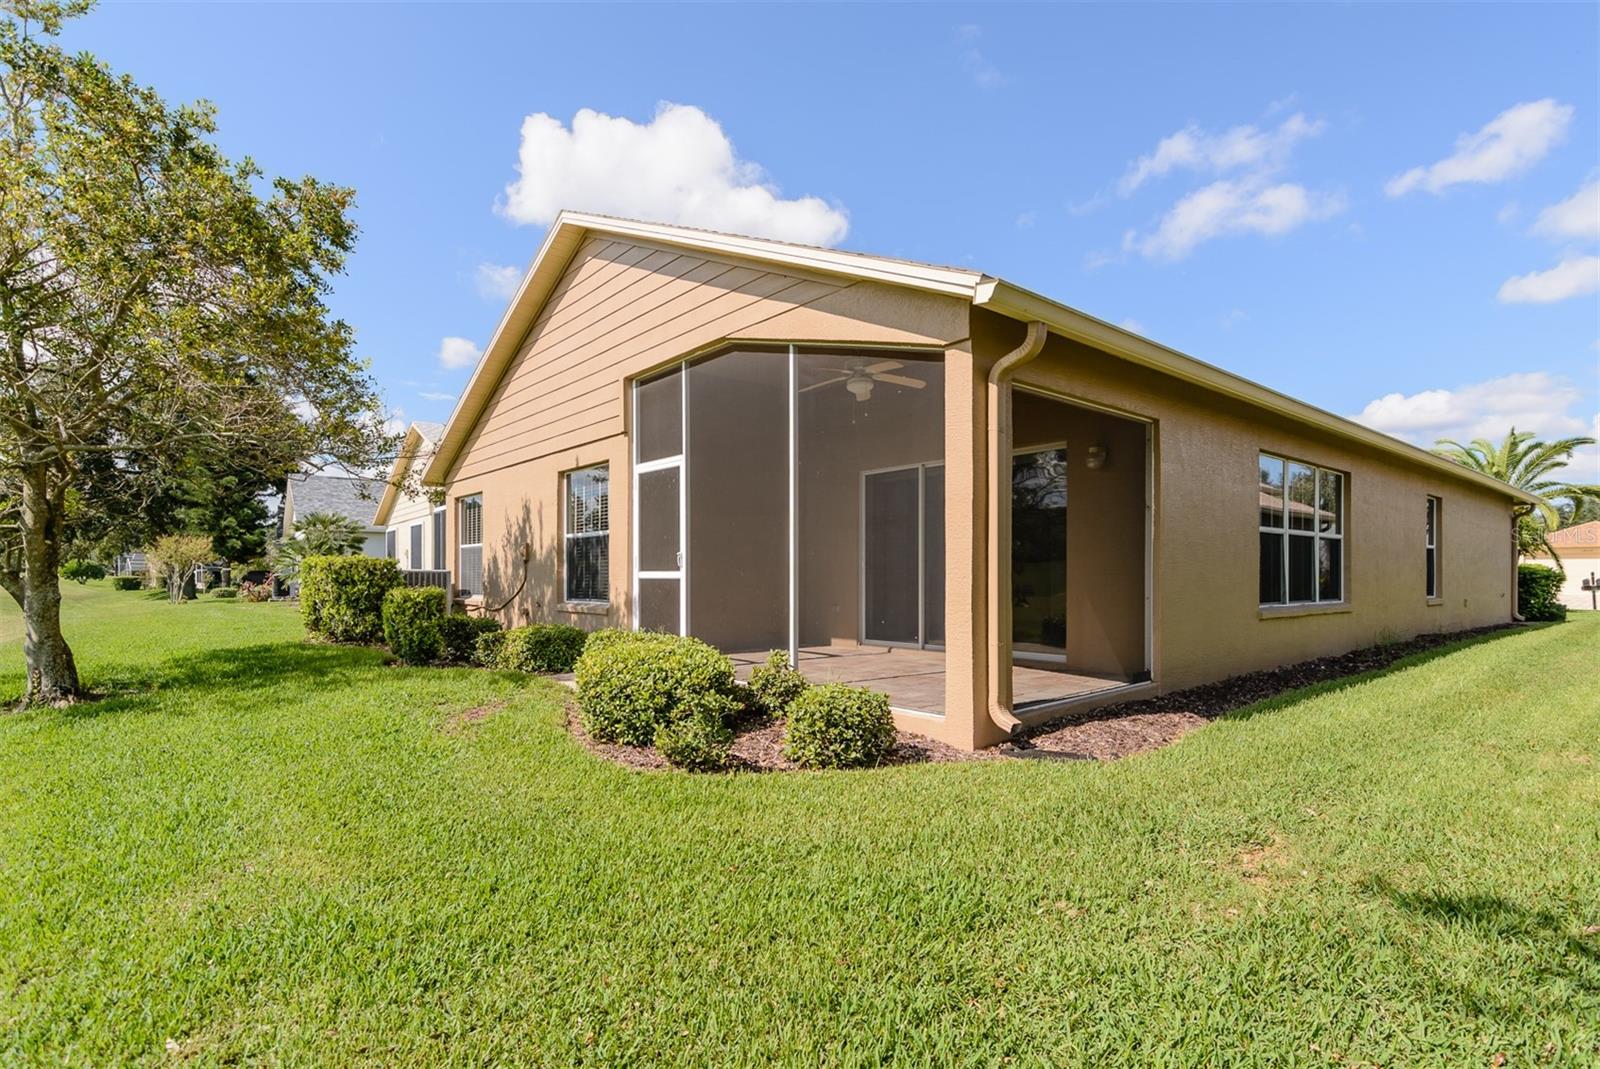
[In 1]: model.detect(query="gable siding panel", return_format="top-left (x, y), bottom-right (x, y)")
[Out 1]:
top-left (462, 272), bottom-right (830, 461)
top-left (452, 248), bottom-right (845, 481)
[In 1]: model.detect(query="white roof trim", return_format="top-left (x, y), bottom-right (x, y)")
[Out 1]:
top-left (423, 211), bottom-right (1534, 506)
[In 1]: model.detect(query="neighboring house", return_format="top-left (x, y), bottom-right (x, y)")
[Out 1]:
top-left (280, 472), bottom-right (387, 558)
top-left (372, 421), bottom-right (448, 573)
top-left (113, 552), bottom-right (148, 577)
top-left (420, 211), bottom-right (1537, 750)
top-left (1522, 520), bottom-right (1600, 611)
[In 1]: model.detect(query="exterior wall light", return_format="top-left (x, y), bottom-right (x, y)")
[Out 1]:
top-left (1085, 444), bottom-right (1108, 470)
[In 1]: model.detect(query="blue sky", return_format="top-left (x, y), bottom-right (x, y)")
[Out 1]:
top-left (62, 2), bottom-right (1599, 479)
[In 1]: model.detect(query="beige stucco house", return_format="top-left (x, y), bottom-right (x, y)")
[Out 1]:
top-left (1522, 520), bottom-right (1600, 611)
top-left (373, 421), bottom-right (447, 571)
top-left (420, 211), bottom-right (1536, 750)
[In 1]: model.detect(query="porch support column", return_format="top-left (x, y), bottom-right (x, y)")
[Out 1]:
top-left (942, 337), bottom-right (991, 749)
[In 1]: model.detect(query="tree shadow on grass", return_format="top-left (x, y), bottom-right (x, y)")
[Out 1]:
top-left (1363, 875), bottom-right (1600, 1015)
top-left (39, 641), bottom-right (391, 721)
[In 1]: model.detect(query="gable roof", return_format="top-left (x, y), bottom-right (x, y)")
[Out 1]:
top-left (285, 472), bottom-right (385, 530)
top-left (372, 421), bottom-right (445, 526)
top-left (423, 210), bottom-right (1538, 506)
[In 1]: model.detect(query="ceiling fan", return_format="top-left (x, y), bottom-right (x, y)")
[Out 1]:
top-left (799, 358), bottom-right (927, 402)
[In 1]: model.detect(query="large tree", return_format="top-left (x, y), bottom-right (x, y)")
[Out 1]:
top-left (1433, 429), bottom-right (1599, 561)
top-left (1, 1), bottom-right (393, 702)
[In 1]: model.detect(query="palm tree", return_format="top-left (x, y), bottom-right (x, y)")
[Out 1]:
top-left (1433, 429), bottom-right (1599, 562)
top-left (268, 511), bottom-right (366, 580)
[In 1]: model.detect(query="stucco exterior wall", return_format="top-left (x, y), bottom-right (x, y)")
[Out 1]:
top-left (970, 310), bottom-right (1516, 747)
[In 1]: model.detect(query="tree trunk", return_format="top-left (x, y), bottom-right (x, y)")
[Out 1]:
top-left (19, 464), bottom-right (80, 704)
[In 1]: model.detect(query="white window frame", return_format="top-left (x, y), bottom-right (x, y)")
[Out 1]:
top-left (1258, 453), bottom-right (1345, 607)
top-left (563, 463), bottom-right (610, 604)
top-left (458, 494), bottom-right (483, 598)
top-left (408, 523), bottom-right (423, 570)
top-left (1426, 495), bottom-right (1440, 600)
top-left (384, 529), bottom-right (397, 560)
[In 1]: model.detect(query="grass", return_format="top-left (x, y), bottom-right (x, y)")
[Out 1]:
top-left (2, 582), bottom-right (1597, 1066)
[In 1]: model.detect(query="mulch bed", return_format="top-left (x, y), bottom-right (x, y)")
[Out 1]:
top-left (566, 625), bottom-right (1517, 771)
top-left (1005, 624), bottom-right (1516, 761)
top-left (566, 705), bottom-right (994, 773)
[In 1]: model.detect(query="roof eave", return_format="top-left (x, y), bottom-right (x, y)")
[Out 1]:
top-left (974, 279), bottom-right (1542, 508)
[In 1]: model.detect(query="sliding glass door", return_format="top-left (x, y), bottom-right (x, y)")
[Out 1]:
top-left (861, 462), bottom-right (944, 648)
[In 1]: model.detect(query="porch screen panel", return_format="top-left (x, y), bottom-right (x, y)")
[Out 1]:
top-left (635, 369), bottom-right (683, 464)
top-left (636, 468), bottom-right (680, 573)
top-left (685, 348), bottom-right (788, 653)
top-left (798, 348), bottom-right (944, 654)
top-left (638, 578), bottom-right (680, 634)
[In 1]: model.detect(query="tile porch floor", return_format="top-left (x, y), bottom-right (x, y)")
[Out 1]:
top-left (729, 643), bottom-right (1127, 717)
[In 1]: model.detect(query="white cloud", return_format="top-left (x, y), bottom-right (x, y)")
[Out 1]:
top-left (1496, 255), bottom-right (1600, 304)
top-left (1531, 179), bottom-right (1600, 240)
top-left (955, 26), bottom-right (1006, 89)
top-left (1353, 371), bottom-right (1588, 445)
top-left (1124, 177), bottom-right (1345, 261)
top-left (437, 336), bottom-right (482, 370)
top-left (474, 262), bottom-right (522, 300)
top-left (498, 103), bottom-right (849, 246)
top-left (1385, 99), bottom-right (1573, 197)
top-left (1015, 210), bottom-right (1037, 229)
top-left (418, 390), bottom-right (455, 403)
top-left (1118, 113), bottom-right (1324, 196)
top-left (1118, 318), bottom-right (1146, 335)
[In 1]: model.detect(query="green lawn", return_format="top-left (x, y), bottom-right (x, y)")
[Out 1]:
top-left (2, 583), bottom-right (1597, 1066)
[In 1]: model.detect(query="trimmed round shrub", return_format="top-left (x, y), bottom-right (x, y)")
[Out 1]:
top-left (747, 649), bottom-right (808, 717)
top-left (211, 586), bottom-right (239, 599)
top-left (440, 613), bottom-right (502, 665)
top-left (473, 628), bottom-right (509, 668)
top-left (1518, 563), bottom-right (1567, 622)
top-left (495, 623), bottom-right (588, 673)
top-left (300, 556), bottom-right (402, 643)
top-left (383, 586), bottom-right (447, 664)
top-left (111, 576), bottom-right (141, 591)
top-left (654, 698), bottom-right (737, 772)
top-left (574, 630), bottom-right (739, 746)
top-left (784, 683), bottom-right (896, 770)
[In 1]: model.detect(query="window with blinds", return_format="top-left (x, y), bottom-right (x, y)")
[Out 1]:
top-left (564, 465), bottom-right (609, 603)
top-left (458, 494), bottom-right (483, 597)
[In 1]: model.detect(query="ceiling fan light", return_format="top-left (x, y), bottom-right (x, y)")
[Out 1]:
top-left (846, 377), bottom-right (874, 402)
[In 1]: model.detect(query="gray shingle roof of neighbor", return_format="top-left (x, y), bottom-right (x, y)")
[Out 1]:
top-left (286, 473), bottom-right (385, 529)
top-left (411, 420), bottom-right (446, 444)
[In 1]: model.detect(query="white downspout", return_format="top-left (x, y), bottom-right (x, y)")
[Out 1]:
top-left (986, 320), bottom-right (1049, 736)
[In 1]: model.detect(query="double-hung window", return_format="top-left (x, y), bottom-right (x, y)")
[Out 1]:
top-left (409, 523), bottom-right (423, 569)
top-left (431, 507), bottom-right (445, 571)
top-left (564, 464), bottom-right (609, 603)
top-left (1259, 453), bottom-right (1344, 606)
top-left (384, 529), bottom-right (397, 560)
top-left (458, 494), bottom-right (483, 597)
top-left (1425, 496), bottom-right (1440, 599)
